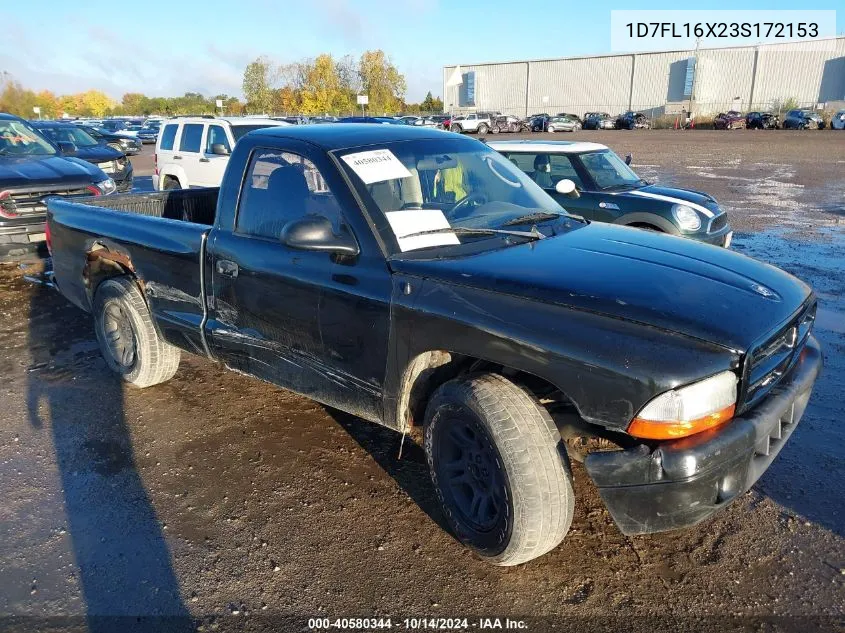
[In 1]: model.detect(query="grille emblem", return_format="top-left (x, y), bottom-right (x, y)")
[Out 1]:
top-left (751, 283), bottom-right (778, 299)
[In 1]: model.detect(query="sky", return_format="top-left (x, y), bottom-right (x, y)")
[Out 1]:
top-left (1, 0), bottom-right (842, 103)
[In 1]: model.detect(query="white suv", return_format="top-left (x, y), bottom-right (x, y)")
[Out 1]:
top-left (153, 117), bottom-right (290, 190)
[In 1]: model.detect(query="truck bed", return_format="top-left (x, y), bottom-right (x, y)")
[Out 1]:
top-left (75, 188), bottom-right (219, 225)
top-left (48, 188), bottom-right (218, 356)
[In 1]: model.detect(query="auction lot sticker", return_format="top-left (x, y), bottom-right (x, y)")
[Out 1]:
top-left (385, 209), bottom-right (460, 252)
top-left (341, 149), bottom-right (412, 184)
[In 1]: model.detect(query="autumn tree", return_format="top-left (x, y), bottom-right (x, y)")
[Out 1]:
top-left (359, 50), bottom-right (406, 114)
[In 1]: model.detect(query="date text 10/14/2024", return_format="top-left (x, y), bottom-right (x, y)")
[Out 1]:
top-left (308, 617), bottom-right (529, 630)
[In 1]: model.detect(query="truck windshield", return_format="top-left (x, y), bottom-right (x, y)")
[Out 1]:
top-left (0, 120), bottom-right (57, 156)
top-left (40, 126), bottom-right (100, 148)
top-left (579, 150), bottom-right (645, 190)
top-left (335, 137), bottom-right (573, 255)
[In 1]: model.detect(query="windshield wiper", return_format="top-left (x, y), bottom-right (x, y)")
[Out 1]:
top-left (502, 211), bottom-right (563, 226)
top-left (400, 226), bottom-right (546, 241)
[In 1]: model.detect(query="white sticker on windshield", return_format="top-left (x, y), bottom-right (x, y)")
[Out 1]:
top-left (385, 209), bottom-right (460, 252)
top-left (341, 149), bottom-right (412, 184)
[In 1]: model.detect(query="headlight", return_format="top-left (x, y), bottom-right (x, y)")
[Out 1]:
top-left (628, 371), bottom-right (738, 440)
top-left (95, 178), bottom-right (117, 195)
top-left (672, 204), bottom-right (702, 231)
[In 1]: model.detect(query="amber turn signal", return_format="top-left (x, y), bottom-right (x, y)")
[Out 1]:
top-left (627, 404), bottom-right (736, 440)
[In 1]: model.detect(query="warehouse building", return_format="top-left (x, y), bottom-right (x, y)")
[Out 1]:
top-left (443, 36), bottom-right (845, 118)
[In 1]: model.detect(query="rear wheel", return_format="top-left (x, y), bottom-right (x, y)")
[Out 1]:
top-left (163, 177), bottom-right (181, 190)
top-left (93, 277), bottom-right (180, 388)
top-left (424, 373), bottom-right (574, 566)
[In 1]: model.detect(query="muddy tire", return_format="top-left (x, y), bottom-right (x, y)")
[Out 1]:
top-left (424, 373), bottom-right (574, 566)
top-left (93, 277), bottom-right (180, 388)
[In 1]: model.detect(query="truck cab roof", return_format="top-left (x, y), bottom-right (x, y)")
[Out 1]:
top-left (245, 122), bottom-right (453, 151)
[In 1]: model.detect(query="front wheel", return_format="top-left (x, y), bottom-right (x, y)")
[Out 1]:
top-left (424, 373), bottom-right (574, 566)
top-left (451, 124), bottom-right (463, 134)
top-left (477, 123), bottom-right (489, 135)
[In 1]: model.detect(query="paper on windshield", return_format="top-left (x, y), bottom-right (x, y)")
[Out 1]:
top-left (385, 210), bottom-right (460, 252)
top-left (341, 149), bottom-right (412, 184)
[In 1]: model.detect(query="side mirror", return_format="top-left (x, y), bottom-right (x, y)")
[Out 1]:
top-left (625, 153), bottom-right (633, 166)
top-left (57, 141), bottom-right (77, 156)
top-left (555, 178), bottom-right (580, 198)
top-left (280, 215), bottom-right (359, 257)
top-left (210, 143), bottom-right (230, 156)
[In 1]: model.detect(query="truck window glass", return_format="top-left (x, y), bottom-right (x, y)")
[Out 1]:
top-left (179, 124), bottom-right (204, 153)
top-left (236, 149), bottom-right (340, 240)
top-left (205, 125), bottom-right (230, 153)
top-left (159, 124), bottom-right (178, 150)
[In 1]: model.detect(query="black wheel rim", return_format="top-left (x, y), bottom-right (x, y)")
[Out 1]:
top-left (100, 302), bottom-right (136, 369)
top-left (435, 415), bottom-right (506, 533)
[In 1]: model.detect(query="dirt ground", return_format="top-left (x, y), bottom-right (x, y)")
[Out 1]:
top-left (0, 130), bottom-right (843, 633)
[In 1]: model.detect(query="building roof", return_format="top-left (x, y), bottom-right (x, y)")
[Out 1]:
top-left (486, 140), bottom-right (608, 153)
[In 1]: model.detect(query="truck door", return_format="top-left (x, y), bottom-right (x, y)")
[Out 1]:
top-left (207, 141), bottom-right (391, 422)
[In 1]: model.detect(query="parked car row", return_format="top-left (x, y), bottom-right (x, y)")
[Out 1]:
top-left (713, 109), bottom-right (832, 130)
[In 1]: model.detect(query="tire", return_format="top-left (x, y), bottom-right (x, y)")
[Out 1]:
top-left (477, 123), bottom-right (489, 135)
top-left (491, 125), bottom-right (499, 134)
top-left (424, 373), bottom-right (574, 566)
top-left (163, 177), bottom-right (180, 190)
top-left (93, 277), bottom-right (180, 388)
top-left (451, 124), bottom-right (463, 134)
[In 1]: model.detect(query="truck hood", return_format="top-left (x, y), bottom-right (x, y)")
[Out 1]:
top-left (390, 223), bottom-right (811, 351)
top-left (0, 155), bottom-right (105, 189)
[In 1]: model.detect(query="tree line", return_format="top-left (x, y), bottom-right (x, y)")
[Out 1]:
top-left (0, 49), bottom-right (443, 119)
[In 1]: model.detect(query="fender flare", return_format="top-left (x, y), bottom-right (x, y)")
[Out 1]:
top-left (613, 212), bottom-right (680, 235)
top-left (157, 165), bottom-right (189, 189)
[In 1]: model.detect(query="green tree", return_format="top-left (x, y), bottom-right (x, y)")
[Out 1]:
top-left (242, 56), bottom-right (274, 113)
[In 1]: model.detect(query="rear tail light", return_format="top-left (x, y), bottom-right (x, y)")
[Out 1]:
top-left (154, 153), bottom-right (158, 176)
top-left (45, 220), bottom-right (52, 256)
top-left (85, 185), bottom-right (103, 196)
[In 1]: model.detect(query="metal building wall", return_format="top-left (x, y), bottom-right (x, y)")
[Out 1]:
top-left (527, 56), bottom-right (633, 117)
top-left (443, 63), bottom-right (527, 115)
top-left (443, 37), bottom-right (845, 117)
top-left (751, 38), bottom-right (845, 109)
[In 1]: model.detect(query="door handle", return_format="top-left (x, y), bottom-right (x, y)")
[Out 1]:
top-left (215, 259), bottom-right (239, 278)
top-left (173, 155), bottom-right (182, 160)
top-left (199, 157), bottom-right (210, 163)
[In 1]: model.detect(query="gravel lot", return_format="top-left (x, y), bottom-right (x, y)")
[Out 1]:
top-left (0, 130), bottom-right (843, 633)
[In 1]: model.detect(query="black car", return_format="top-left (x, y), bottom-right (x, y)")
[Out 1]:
top-left (48, 123), bottom-right (821, 565)
top-left (78, 125), bottom-right (142, 155)
top-left (782, 109), bottom-right (825, 130)
top-left (583, 112), bottom-right (615, 130)
top-left (745, 112), bottom-right (779, 130)
top-left (616, 111), bottom-right (651, 130)
top-left (528, 114), bottom-right (551, 132)
top-left (0, 113), bottom-right (115, 256)
top-left (32, 122), bottom-right (133, 193)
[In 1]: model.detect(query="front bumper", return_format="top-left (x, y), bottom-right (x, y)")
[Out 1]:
top-left (0, 216), bottom-right (48, 255)
top-left (585, 335), bottom-right (822, 535)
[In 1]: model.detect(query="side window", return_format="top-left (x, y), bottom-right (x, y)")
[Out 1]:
top-left (502, 152), bottom-right (536, 174)
top-left (179, 124), bottom-right (203, 153)
top-left (159, 124), bottom-right (178, 150)
top-left (549, 155), bottom-right (584, 188)
top-left (236, 149), bottom-right (340, 240)
top-left (205, 125), bottom-right (230, 153)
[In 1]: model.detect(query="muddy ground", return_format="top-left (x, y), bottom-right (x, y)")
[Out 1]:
top-left (0, 130), bottom-right (843, 632)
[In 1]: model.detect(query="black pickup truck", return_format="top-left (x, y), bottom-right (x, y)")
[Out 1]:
top-left (47, 124), bottom-right (822, 566)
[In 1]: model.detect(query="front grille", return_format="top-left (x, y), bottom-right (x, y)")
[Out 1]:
top-left (744, 302), bottom-right (816, 409)
top-left (709, 213), bottom-right (728, 233)
top-left (0, 187), bottom-right (93, 217)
